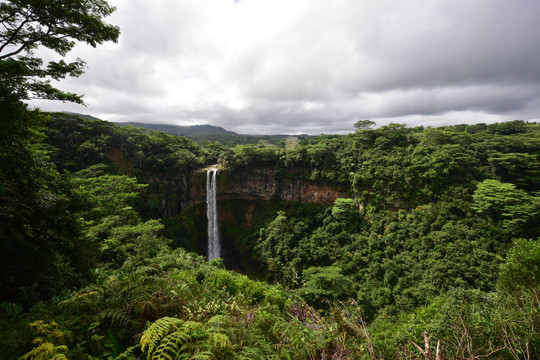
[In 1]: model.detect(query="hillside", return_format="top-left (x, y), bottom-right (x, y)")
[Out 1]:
top-left (117, 122), bottom-right (239, 137)
top-left (4, 1), bottom-right (540, 358)
top-left (54, 113), bottom-right (300, 145)
top-left (2, 111), bottom-right (540, 359)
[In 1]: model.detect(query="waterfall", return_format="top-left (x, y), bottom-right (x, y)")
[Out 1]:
top-left (206, 168), bottom-right (220, 260)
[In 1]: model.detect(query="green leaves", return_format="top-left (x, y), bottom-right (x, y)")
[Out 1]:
top-left (0, 0), bottom-right (119, 103)
top-left (495, 239), bottom-right (540, 359)
top-left (0, 0), bottom-right (120, 305)
top-left (498, 238), bottom-right (540, 301)
top-left (298, 266), bottom-right (353, 306)
top-left (472, 179), bottom-right (539, 233)
top-left (353, 119), bottom-right (376, 131)
top-left (0, 0), bottom-right (119, 57)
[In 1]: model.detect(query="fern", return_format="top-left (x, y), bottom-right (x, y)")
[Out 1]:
top-left (114, 344), bottom-right (139, 359)
top-left (236, 345), bottom-right (280, 360)
top-left (19, 320), bottom-right (71, 360)
top-left (19, 342), bottom-right (69, 360)
top-left (140, 317), bottom-right (238, 360)
top-left (58, 290), bottom-right (101, 311)
top-left (236, 346), bottom-right (265, 360)
top-left (141, 317), bottom-right (183, 357)
top-left (152, 331), bottom-right (192, 359)
top-left (97, 308), bottom-right (137, 329)
top-left (207, 332), bottom-right (231, 350)
top-left (132, 265), bottom-right (161, 278)
top-left (189, 350), bottom-right (215, 360)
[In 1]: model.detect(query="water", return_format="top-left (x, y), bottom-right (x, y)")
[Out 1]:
top-left (207, 168), bottom-right (220, 260)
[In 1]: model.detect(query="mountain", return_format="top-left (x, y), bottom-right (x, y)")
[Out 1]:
top-left (52, 112), bottom-right (307, 145)
top-left (116, 122), bottom-right (240, 137)
top-left (116, 121), bottom-right (303, 146)
top-left (62, 112), bottom-right (103, 121)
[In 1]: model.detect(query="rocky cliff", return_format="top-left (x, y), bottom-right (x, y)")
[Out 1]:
top-left (187, 167), bottom-right (346, 209)
top-left (183, 167), bottom-right (347, 269)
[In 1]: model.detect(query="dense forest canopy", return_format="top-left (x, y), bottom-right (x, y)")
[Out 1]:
top-left (2, 110), bottom-right (539, 359)
top-left (1, 0), bottom-right (540, 359)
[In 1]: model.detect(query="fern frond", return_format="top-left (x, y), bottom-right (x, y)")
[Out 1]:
top-left (236, 345), bottom-right (280, 360)
top-left (236, 346), bottom-right (264, 360)
top-left (189, 350), bottom-right (215, 360)
top-left (182, 320), bottom-right (204, 331)
top-left (133, 265), bottom-right (161, 278)
top-left (97, 308), bottom-right (137, 329)
top-left (114, 344), bottom-right (139, 359)
top-left (140, 317), bottom-right (183, 357)
top-left (207, 332), bottom-right (232, 350)
top-left (19, 342), bottom-right (68, 360)
top-left (152, 331), bottom-right (192, 360)
top-left (58, 290), bottom-right (100, 310)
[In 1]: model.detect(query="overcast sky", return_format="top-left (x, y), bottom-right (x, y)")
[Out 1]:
top-left (30, 0), bottom-right (540, 134)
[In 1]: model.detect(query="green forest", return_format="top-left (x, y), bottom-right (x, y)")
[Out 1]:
top-left (1, 1), bottom-right (540, 359)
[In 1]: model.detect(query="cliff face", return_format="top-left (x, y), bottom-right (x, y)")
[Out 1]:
top-left (187, 168), bottom-right (346, 209)
top-left (152, 167), bottom-right (347, 269)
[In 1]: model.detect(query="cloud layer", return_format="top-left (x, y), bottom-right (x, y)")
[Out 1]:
top-left (31, 0), bottom-right (540, 134)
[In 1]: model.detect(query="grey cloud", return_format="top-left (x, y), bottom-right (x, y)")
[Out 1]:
top-left (29, 0), bottom-right (540, 135)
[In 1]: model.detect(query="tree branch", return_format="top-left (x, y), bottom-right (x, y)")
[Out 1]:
top-left (409, 339), bottom-right (426, 355)
top-left (409, 332), bottom-right (445, 360)
top-left (0, 10), bottom-right (34, 54)
top-left (0, 6), bottom-right (19, 24)
top-left (0, 22), bottom-right (28, 54)
top-left (472, 346), bottom-right (506, 359)
top-left (435, 339), bottom-right (442, 360)
top-left (0, 25), bottom-right (52, 60)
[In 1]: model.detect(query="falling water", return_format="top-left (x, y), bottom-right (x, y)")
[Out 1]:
top-left (207, 168), bottom-right (220, 260)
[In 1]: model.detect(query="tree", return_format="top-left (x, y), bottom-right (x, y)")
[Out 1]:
top-left (0, 0), bottom-right (120, 103)
top-left (498, 238), bottom-right (540, 308)
top-left (298, 266), bottom-right (352, 306)
top-left (331, 198), bottom-right (358, 222)
top-left (496, 238), bottom-right (540, 359)
top-left (472, 179), bottom-right (538, 233)
top-left (354, 119), bottom-right (376, 131)
top-left (0, 0), bottom-right (119, 304)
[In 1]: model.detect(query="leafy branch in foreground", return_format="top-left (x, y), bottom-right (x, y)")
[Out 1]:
top-left (0, 0), bottom-right (120, 103)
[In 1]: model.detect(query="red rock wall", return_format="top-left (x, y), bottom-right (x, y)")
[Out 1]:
top-left (187, 167), bottom-right (346, 209)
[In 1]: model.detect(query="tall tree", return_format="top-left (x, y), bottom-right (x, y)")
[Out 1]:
top-left (0, 0), bottom-right (119, 304)
top-left (0, 0), bottom-right (120, 103)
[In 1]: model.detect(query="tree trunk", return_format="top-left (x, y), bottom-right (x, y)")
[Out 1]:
top-left (409, 332), bottom-right (443, 360)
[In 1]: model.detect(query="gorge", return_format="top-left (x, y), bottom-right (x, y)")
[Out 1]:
top-left (21, 113), bottom-right (537, 359)
top-left (188, 167), bottom-right (348, 267)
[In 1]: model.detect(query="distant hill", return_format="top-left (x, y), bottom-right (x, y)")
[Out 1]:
top-left (117, 122), bottom-right (240, 138)
top-left (62, 112), bottom-right (103, 122)
top-left (51, 112), bottom-right (308, 146)
top-left (115, 122), bottom-right (306, 146)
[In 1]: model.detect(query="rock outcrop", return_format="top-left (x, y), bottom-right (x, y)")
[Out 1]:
top-left (187, 167), bottom-right (346, 209)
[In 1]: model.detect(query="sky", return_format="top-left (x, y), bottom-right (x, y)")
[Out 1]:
top-left (30, 0), bottom-right (540, 135)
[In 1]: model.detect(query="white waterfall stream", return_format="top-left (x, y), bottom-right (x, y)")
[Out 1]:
top-left (206, 168), bottom-right (220, 260)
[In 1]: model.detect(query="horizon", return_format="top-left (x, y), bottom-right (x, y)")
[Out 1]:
top-left (52, 111), bottom-right (532, 137)
top-left (30, 0), bottom-right (540, 134)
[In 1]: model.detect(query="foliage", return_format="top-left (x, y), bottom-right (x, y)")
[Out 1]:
top-left (1, 244), bottom-right (382, 359)
top-left (498, 238), bottom-right (540, 300)
top-left (496, 238), bottom-right (540, 359)
top-left (20, 321), bottom-right (70, 360)
top-left (354, 119), bottom-right (376, 131)
top-left (219, 143), bottom-right (283, 170)
top-left (298, 266), bottom-right (353, 306)
top-left (472, 179), bottom-right (539, 234)
top-left (0, 110), bottom-right (90, 304)
top-left (141, 317), bottom-right (232, 360)
top-left (3, 46), bottom-right (540, 360)
top-left (0, 0), bottom-right (120, 306)
top-left (0, 0), bottom-right (119, 103)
